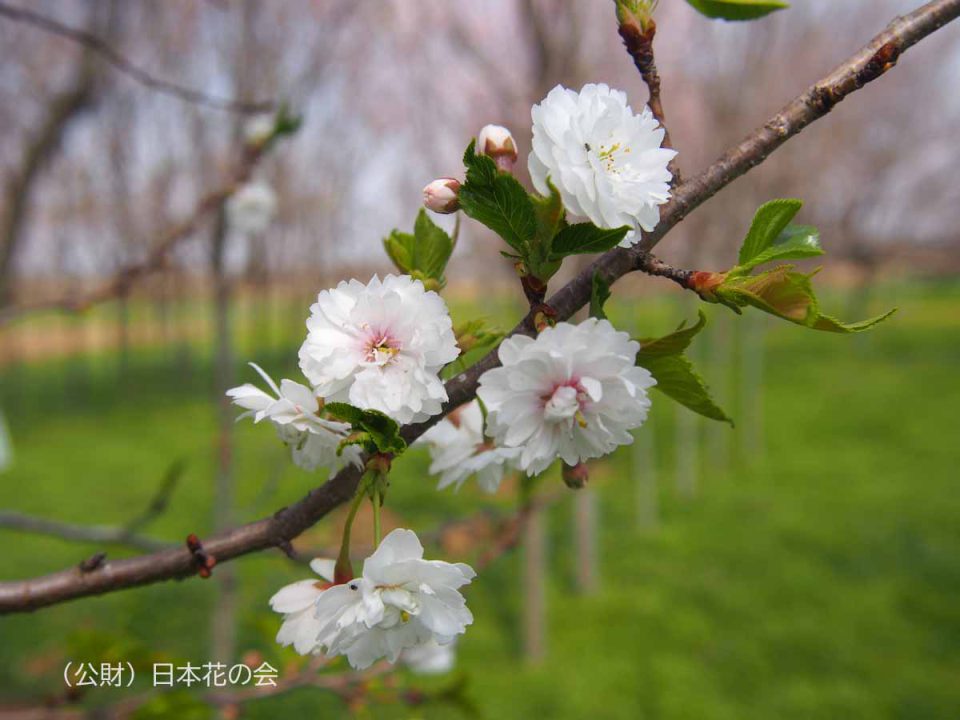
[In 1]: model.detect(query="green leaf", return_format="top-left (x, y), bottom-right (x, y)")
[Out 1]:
top-left (735, 224), bottom-right (822, 273)
top-left (324, 403), bottom-right (406, 454)
top-left (635, 310), bottom-right (707, 357)
top-left (531, 178), bottom-right (565, 249)
top-left (383, 210), bottom-right (454, 287)
top-left (550, 223), bottom-right (630, 259)
top-left (635, 311), bottom-right (733, 425)
top-left (737, 199), bottom-right (803, 267)
top-left (459, 140), bottom-right (537, 253)
top-left (442, 318), bottom-right (504, 380)
top-left (715, 266), bottom-right (897, 332)
top-left (640, 353), bottom-right (734, 425)
top-left (413, 209), bottom-right (454, 281)
top-left (383, 230), bottom-right (416, 274)
top-left (590, 271), bottom-right (611, 320)
top-left (685, 0), bottom-right (789, 21)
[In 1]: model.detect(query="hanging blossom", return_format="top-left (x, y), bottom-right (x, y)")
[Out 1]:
top-left (418, 401), bottom-right (521, 493)
top-left (402, 638), bottom-right (457, 675)
top-left (528, 83), bottom-right (677, 246)
top-left (227, 363), bottom-right (362, 473)
top-left (226, 180), bottom-right (278, 235)
top-left (477, 318), bottom-right (656, 475)
top-left (270, 529), bottom-right (475, 670)
top-left (298, 274), bottom-right (460, 424)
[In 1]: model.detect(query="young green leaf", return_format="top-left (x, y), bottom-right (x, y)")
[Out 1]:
top-left (635, 311), bottom-right (733, 425)
top-left (685, 0), bottom-right (789, 21)
top-left (590, 271), bottom-right (612, 320)
top-left (635, 310), bottom-right (707, 357)
top-left (716, 266), bottom-right (897, 332)
top-left (459, 140), bottom-right (537, 253)
top-left (413, 209), bottom-right (454, 282)
top-left (383, 230), bottom-right (416, 275)
top-left (737, 199), bottom-right (803, 267)
top-left (734, 224), bottom-right (822, 273)
top-left (324, 403), bottom-right (406, 454)
top-left (550, 223), bottom-right (630, 259)
top-left (442, 318), bottom-right (504, 380)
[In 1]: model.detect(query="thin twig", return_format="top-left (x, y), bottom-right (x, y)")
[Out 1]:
top-left (0, 512), bottom-right (170, 552)
top-left (617, 16), bottom-right (679, 181)
top-left (0, 0), bottom-right (956, 614)
top-left (0, 2), bottom-right (274, 114)
top-left (0, 143), bottom-right (268, 324)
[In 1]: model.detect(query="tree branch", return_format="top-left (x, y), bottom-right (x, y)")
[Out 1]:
top-left (0, 460), bottom-right (184, 553)
top-left (0, 2), bottom-right (274, 115)
top-left (0, 0), bottom-right (956, 614)
top-left (0, 142), bottom-right (269, 324)
top-left (617, 16), bottom-right (679, 180)
top-left (0, 512), bottom-right (170, 553)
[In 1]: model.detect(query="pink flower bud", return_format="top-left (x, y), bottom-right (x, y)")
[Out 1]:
top-left (422, 177), bottom-right (461, 214)
top-left (477, 124), bottom-right (518, 171)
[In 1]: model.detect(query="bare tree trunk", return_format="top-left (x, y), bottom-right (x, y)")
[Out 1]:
top-left (706, 311), bottom-right (733, 478)
top-left (738, 316), bottom-right (766, 466)
top-left (0, 55), bottom-right (97, 304)
top-left (210, 206), bottom-right (237, 665)
top-left (573, 489), bottom-right (598, 594)
top-left (522, 506), bottom-right (546, 664)
top-left (675, 295), bottom-right (700, 498)
top-left (634, 422), bottom-right (659, 530)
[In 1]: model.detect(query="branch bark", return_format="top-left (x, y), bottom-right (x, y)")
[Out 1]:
top-left (0, 0), bottom-right (956, 614)
top-left (0, 1), bottom-right (274, 114)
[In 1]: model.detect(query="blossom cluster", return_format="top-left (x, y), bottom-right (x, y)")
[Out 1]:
top-left (270, 530), bottom-right (474, 670)
top-left (229, 81), bottom-right (672, 670)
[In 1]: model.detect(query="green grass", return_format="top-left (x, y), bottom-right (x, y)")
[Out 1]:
top-left (0, 280), bottom-right (958, 719)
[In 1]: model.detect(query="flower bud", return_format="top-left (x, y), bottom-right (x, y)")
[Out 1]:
top-left (244, 114), bottom-right (276, 148)
top-left (562, 461), bottom-right (589, 489)
top-left (422, 177), bottom-right (461, 214)
top-left (477, 124), bottom-right (518, 171)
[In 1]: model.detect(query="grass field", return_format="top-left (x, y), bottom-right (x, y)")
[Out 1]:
top-left (0, 281), bottom-right (958, 719)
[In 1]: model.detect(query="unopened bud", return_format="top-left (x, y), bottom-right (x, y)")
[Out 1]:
top-left (562, 462), bottom-right (589, 489)
top-left (422, 177), bottom-right (461, 214)
top-left (478, 124), bottom-right (518, 172)
top-left (244, 114), bottom-right (276, 148)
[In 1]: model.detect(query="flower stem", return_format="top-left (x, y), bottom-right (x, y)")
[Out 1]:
top-left (335, 490), bottom-right (365, 583)
top-left (372, 486), bottom-right (382, 546)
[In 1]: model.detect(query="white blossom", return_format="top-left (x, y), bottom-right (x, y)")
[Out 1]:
top-left (477, 318), bottom-right (656, 475)
top-left (227, 363), bottom-right (362, 473)
top-left (402, 638), bottom-right (457, 674)
top-left (528, 83), bottom-right (677, 245)
top-left (269, 558), bottom-right (338, 655)
top-left (226, 180), bottom-right (278, 235)
top-left (298, 275), bottom-right (460, 424)
top-left (419, 401), bottom-right (520, 493)
top-left (271, 529), bottom-right (474, 670)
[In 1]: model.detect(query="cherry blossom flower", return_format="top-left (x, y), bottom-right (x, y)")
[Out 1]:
top-left (272, 529), bottom-right (474, 670)
top-left (269, 558), bottom-right (337, 655)
top-left (528, 83), bottom-right (677, 245)
top-left (226, 180), bottom-right (278, 235)
top-left (402, 638), bottom-right (457, 674)
top-left (227, 363), bottom-right (362, 473)
top-left (298, 275), bottom-right (459, 424)
top-left (419, 401), bottom-right (520, 493)
top-left (477, 318), bottom-right (656, 475)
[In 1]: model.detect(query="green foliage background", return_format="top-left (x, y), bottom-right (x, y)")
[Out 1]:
top-left (0, 281), bottom-right (957, 718)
